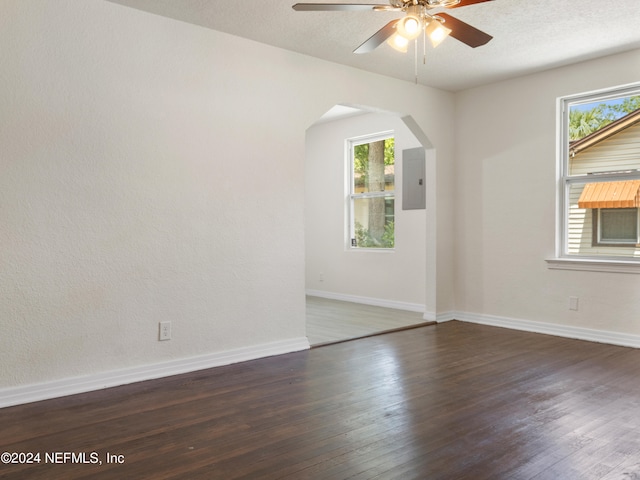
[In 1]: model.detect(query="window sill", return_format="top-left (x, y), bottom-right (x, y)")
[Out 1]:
top-left (546, 257), bottom-right (640, 274)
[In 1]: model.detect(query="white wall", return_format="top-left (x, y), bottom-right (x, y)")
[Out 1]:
top-left (6, 0), bottom-right (638, 407)
top-left (305, 112), bottom-right (427, 309)
top-left (0, 0), bottom-right (454, 403)
top-left (454, 49), bottom-right (640, 338)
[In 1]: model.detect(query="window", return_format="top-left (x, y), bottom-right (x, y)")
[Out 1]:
top-left (348, 133), bottom-right (395, 249)
top-left (558, 84), bottom-right (640, 262)
top-left (595, 208), bottom-right (639, 245)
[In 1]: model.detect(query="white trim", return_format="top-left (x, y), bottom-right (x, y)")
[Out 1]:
top-left (546, 257), bottom-right (640, 274)
top-left (435, 311), bottom-right (456, 323)
top-left (306, 289), bottom-right (425, 313)
top-left (453, 311), bottom-right (640, 348)
top-left (0, 337), bottom-right (309, 409)
top-left (423, 311), bottom-right (436, 322)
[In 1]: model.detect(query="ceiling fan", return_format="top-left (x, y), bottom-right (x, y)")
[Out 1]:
top-left (292, 0), bottom-right (493, 54)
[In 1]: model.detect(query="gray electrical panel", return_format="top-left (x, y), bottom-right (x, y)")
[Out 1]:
top-left (402, 147), bottom-right (426, 210)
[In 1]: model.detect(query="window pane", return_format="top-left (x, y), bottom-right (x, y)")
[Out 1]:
top-left (568, 94), bottom-right (640, 176)
top-left (353, 197), bottom-right (394, 248)
top-left (353, 138), bottom-right (394, 193)
top-left (600, 209), bottom-right (637, 243)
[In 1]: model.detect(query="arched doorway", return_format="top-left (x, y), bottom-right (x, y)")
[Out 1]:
top-left (304, 104), bottom-right (436, 345)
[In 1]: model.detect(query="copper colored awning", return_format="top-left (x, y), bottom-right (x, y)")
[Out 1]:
top-left (578, 180), bottom-right (640, 209)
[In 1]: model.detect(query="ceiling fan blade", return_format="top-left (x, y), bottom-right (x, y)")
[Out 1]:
top-left (292, 3), bottom-right (388, 11)
top-left (372, 5), bottom-right (402, 11)
top-left (353, 19), bottom-right (399, 54)
top-left (446, 0), bottom-right (493, 8)
top-left (437, 13), bottom-right (492, 47)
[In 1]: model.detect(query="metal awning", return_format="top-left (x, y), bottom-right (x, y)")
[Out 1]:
top-left (578, 180), bottom-right (640, 209)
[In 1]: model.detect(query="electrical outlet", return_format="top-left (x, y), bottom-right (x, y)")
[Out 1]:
top-left (569, 296), bottom-right (579, 311)
top-left (159, 321), bottom-right (171, 341)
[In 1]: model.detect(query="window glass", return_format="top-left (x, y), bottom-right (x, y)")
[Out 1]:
top-left (353, 197), bottom-right (395, 248)
top-left (600, 209), bottom-right (637, 243)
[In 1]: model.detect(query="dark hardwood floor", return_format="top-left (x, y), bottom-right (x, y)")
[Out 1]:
top-left (3, 321), bottom-right (640, 479)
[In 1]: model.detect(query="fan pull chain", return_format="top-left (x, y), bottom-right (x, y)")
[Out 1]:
top-left (423, 27), bottom-right (427, 65)
top-left (414, 38), bottom-right (418, 84)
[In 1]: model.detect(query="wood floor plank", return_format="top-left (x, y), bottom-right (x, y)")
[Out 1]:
top-left (3, 321), bottom-right (640, 479)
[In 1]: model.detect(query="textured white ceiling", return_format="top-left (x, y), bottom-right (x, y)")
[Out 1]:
top-left (108, 0), bottom-right (640, 91)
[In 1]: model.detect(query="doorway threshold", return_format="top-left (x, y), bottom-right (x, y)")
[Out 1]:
top-left (311, 321), bottom-right (436, 348)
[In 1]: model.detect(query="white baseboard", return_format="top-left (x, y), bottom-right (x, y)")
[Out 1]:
top-left (423, 311), bottom-right (436, 322)
top-left (435, 311), bottom-right (456, 323)
top-left (306, 289), bottom-right (425, 313)
top-left (10, 308), bottom-right (636, 409)
top-left (453, 312), bottom-right (640, 349)
top-left (0, 337), bottom-right (310, 409)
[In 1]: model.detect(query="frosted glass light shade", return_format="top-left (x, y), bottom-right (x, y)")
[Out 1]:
top-left (426, 18), bottom-right (451, 47)
top-left (386, 33), bottom-right (409, 52)
top-left (397, 15), bottom-right (422, 40)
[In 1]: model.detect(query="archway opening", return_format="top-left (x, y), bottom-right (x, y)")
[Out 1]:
top-left (304, 104), bottom-right (436, 346)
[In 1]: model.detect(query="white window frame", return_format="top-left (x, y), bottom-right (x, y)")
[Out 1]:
top-left (346, 131), bottom-right (395, 251)
top-left (548, 82), bottom-right (640, 273)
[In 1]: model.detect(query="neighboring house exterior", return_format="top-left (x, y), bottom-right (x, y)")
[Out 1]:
top-left (568, 109), bottom-right (640, 257)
